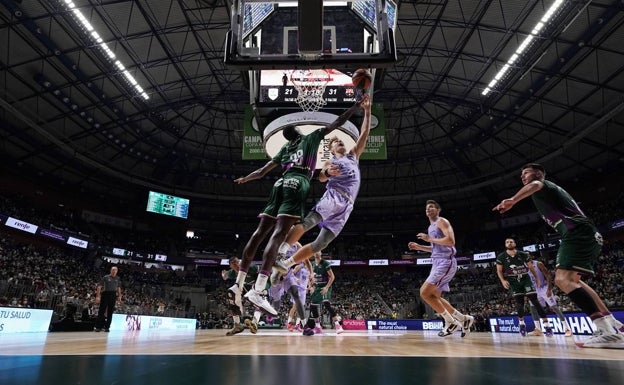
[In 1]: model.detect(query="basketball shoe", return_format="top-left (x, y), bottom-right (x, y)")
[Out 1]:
top-left (438, 320), bottom-right (461, 337)
top-left (245, 318), bottom-right (258, 334)
top-left (527, 328), bottom-right (543, 336)
top-left (519, 324), bottom-right (527, 336)
top-left (461, 315), bottom-right (474, 338)
top-left (576, 332), bottom-right (624, 348)
top-left (244, 289), bottom-right (277, 316)
top-left (226, 322), bottom-right (245, 336)
top-left (273, 256), bottom-right (290, 275)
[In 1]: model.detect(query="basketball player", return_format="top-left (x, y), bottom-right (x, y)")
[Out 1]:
top-left (286, 260), bottom-right (313, 332)
top-left (306, 251), bottom-right (343, 335)
top-left (222, 257), bottom-right (252, 336)
top-left (495, 238), bottom-right (554, 337)
top-left (408, 200), bottom-right (474, 338)
top-left (231, 97), bottom-right (367, 317)
top-left (272, 94), bottom-right (371, 279)
top-left (493, 163), bottom-right (624, 348)
top-left (526, 256), bottom-right (573, 337)
top-left (266, 243), bottom-right (311, 331)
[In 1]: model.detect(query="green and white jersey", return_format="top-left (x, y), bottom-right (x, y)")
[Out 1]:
top-left (496, 250), bottom-right (531, 277)
top-left (272, 129), bottom-right (325, 179)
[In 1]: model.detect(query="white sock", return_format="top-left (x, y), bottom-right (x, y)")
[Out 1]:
top-left (233, 315), bottom-right (240, 324)
top-left (441, 310), bottom-right (455, 324)
top-left (452, 310), bottom-right (466, 322)
top-left (253, 311), bottom-right (262, 324)
top-left (254, 274), bottom-right (268, 292)
top-left (236, 271), bottom-right (247, 288)
top-left (278, 242), bottom-right (291, 256)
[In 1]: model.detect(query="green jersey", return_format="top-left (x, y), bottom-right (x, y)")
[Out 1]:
top-left (225, 264), bottom-right (259, 284)
top-left (312, 258), bottom-right (333, 287)
top-left (531, 180), bottom-right (595, 236)
top-left (496, 250), bottom-right (531, 277)
top-left (272, 129), bottom-right (325, 179)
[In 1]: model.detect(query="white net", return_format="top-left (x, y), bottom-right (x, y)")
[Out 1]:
top-left (289, 69), bottom-right (330, 112)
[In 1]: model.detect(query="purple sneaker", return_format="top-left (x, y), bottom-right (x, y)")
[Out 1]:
top-left (519, 324), bottom-right (527, 337)
top-left (544, 327), bottom-right (553, 337)
top-left (302, 327), bottom-right (314, 336)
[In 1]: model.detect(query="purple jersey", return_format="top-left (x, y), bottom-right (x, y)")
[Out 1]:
top-left (429, 218), bottom-right (456, 259)
top-left (528, 260), bottom-right (548, 289)
top-left (326, 153), bottom-right (360, 201)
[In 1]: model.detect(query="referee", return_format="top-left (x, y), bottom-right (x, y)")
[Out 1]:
top-left (94, 266), bottom-right (122, 332)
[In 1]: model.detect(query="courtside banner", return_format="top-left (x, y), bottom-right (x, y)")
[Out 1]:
top-left (5, 217), bottom-right (38, 234)
top-left (0, 307), bottom-right (53, 333)
top-left (342, 319), bottom-right (366, 330)
top-left (109, 314), bottom-right (196, 332)
top-left (488, 311), bottom-right (624, 335)
top-left (365, 319), bottom-right (444, 331)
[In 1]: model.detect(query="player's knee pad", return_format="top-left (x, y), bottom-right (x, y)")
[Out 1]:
top-left (310, 229), bottom-right (336, 252)
top-left (226, 291), bottom-right (242, 316)
top-left (310, 303), bottom-right (321, 319)
top-left (300, 212), bottom-right (322, 232)
top-left (323, 301), bottom-right (336, 318)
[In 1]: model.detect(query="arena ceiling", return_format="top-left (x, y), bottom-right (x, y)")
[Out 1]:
top-left (1, 0), bottom-right (623, 236)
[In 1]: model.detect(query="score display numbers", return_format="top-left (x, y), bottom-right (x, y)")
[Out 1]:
top-left (258, 69), bottom-right (359, 106)
top-left (146, 191), bottom-right (189, 219)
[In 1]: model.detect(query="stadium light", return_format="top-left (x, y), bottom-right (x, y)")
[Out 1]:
top-left (61, 0), bottom-right (149, 100)
top-left (481, 0), bottom-right (565, 96)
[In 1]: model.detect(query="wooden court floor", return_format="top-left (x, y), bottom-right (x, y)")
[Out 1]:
top-left (1, 329), bottom-right (623, 385)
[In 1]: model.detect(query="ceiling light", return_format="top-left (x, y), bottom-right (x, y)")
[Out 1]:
top-left (482, 0), bottom-right (566, 96)
top-left (61, 0), bottom-right (149, 100)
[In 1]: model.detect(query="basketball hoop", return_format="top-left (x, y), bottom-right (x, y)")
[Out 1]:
top-left (289, 69), bottom-right (330, 113)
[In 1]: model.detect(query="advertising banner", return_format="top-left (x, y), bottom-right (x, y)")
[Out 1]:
top-left (0, 307), bottom-right (53, 333)
top-left (242, 106), bottom-right (268, 160)
top-left (109, 314), bottom-right (197, 332)
top-left (5, 217), bottom-right (38, 234)
top-left (488, 311), bottom-right (624, 335)
top-left (360, 104), bottom-right (387, 160)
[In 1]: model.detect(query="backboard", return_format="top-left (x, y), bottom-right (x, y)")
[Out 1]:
top-left (224, 0), bottom-right (397, 70)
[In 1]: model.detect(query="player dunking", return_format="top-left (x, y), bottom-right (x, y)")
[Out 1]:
top-left (272, 95), bottom-right (371, 279)
top-left (230, 98), bottom-right (367, 317)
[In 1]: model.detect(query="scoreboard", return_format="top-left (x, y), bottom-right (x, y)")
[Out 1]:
top-left (146, 191), bottom-right (189, 219)
top-left (258, 68), bottom-right (361, 106)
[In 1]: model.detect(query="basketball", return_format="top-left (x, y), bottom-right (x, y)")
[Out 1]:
top-left (352, 68), bottom-right (372, 90)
